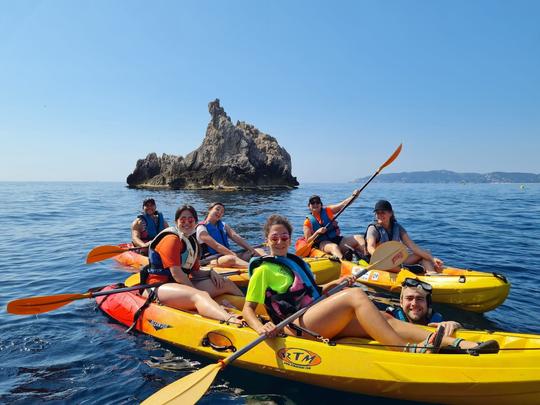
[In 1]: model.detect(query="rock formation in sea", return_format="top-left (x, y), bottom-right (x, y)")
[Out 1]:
top-left (126, 99), bottom-right (299, 190)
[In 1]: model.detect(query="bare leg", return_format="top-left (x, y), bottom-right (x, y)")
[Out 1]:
top-left (294, 288), bottom-right (409, 349)
top-left (192, 277), bottom-right (243, 297)
top-left (216, 255), bottom-right (249, 268)
top-left (339, 235), bottom-right (366, 256)
top-left (156, 283), bottom-right (239, 322)
top-left (319, 241), bottom-right (342, 258)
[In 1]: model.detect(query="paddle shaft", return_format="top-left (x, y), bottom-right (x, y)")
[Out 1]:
top-left (89, 282), bottom-right (166, 298)
top-left (221, 267), bottom-right (368, 367)
top-left (314, 143), bottom-right (403, 236)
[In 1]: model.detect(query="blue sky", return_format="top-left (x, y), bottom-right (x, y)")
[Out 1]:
top-left (1, 1), bottom-right (538, 182)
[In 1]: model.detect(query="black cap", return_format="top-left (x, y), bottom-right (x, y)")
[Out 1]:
top-left (308, 195), bottom-right (322, 204)
top-left (374, 200), bottom-right (393, 212)
top-left (143, 198), bottom-right (156, 207)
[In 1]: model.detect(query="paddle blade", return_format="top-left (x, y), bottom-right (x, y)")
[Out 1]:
top-left (7, 293), bottom-right (89, 315)
top-left (295, 239), bottom-right (313, 257)
top-left (367, 241), bottom-right (408, 270)
top-left (142, 363), bottom-right (222, 405)
top-left (378, 143), bottom-right (402, 172)
top-left (86, 245), bottom-right (127, 264)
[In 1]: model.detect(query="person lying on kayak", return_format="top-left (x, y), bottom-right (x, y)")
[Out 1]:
top-left (141, 204), bottom-right (244, 325)
top-left (131, 198), bottom-right (169, 256)
top-left (196, 202), bottom-right (265, 267)
top-left (384, 278), bottom-right (462, 337)
top-left (242, 214), bottom-right (496, 353)
top-left (303, 193), bottom-right (366, 260)
top-left (365, 200), bottom-right (444, 274)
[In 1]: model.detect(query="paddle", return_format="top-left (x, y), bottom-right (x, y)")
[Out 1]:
top-left (86, 244), bottom-right (145, 264)
top-left (296, 143), bottom-right (403, 257)
top-left (140, 242), bottom-right (407, 405)
top-left (86, 243), bottom-right (265, 265)
top-left (7, 282), bottom-right (166, 315)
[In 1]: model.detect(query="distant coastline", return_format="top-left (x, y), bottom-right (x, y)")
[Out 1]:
top-left (352, 170), bottom-right (540, 184)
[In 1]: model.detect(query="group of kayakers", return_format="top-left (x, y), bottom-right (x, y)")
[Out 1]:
top-left (127, 194), bottom-right (497, 353)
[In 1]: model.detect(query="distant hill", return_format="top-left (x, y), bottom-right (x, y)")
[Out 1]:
top-left (352, 170), bottom-right (540, 183)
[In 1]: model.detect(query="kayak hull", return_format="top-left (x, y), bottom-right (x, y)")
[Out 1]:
top-left (96, 284), bottom-right (540, 405)
top-left (340, 263), bottom-right (511, 313)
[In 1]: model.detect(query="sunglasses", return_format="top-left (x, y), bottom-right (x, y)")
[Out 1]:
top-left (309, 200), bottom-right (322, 205)
top-left (179, 217), bottom-right (195, 224)
top-left (269, 232), bottom-right (290, 242)
top-left (402, 278), bottom-right (432, 293)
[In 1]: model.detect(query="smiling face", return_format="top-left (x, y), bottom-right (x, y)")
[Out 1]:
top-left (308, 198), bottom-right (322, 214)
top-left (400, 287), bottom-right (429, 323)
top-left (143, 202), bottom-right (156, 216)
top-left (176, 209), bottom-right (197, 235)
top-left (266, 224), bottom-right (291, 257)
top-left (374, 209), bottom-right (392, 227)
top-left (207, 203), bottom-right (225, 222)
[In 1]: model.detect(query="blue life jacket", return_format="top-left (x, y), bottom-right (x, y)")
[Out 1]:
top-left (307, 207), bottom-right (340, 242)
top-left (146, 227), bottom-right (199, 282)
top-left (248, 254), bottom-right (322, 323)
top-left (387, 306), bottom-right (443, 325)
top-left (200, 220), bottom-right (229, 256)
top-left (137, 211), bottom-right (166, 242)
top-left (366, 221), bottom-right (402, 244)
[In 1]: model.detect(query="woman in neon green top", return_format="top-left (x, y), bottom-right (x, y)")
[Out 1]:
top-left (242, 214), bottom-right (498, 353)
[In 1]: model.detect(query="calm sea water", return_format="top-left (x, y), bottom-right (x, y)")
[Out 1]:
top-left (1, 181), bottom-right (539, 404)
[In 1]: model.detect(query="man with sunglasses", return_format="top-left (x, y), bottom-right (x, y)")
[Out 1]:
top-left (385, 278), bottom-right (462, 336)
top-left (131, 198), bottom-right (169, 255)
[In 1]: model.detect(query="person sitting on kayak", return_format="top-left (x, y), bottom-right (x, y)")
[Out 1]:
top-left (365, 200), bottom-right (444, 274)
top-left (196, 202), bottom-right (265, 267)
top-left (242, 215), bottom-right (496, 353)
top-left (303, 193), bottom-right (366, 260)
top-left (142, 204), bottom-right (244, 324)
top-left (385, 278), bottom-right (462, 337)
top-left (131, 198), bottom-right (169, 255)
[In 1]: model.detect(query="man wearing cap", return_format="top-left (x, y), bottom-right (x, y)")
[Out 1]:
top-left (384, 278), bottom-right (462, 337)
top-left (131, 198), bottom-right (169, 255)
top-left (303, 192), bottom-right (366, 259)
top-left (365, 199), bottom-right (444, 274)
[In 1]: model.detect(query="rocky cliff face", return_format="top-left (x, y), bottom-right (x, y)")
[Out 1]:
top-left (126, 99), bottom-right (298, 190)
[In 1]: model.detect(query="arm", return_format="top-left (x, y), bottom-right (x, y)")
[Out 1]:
top-left (428, 321), bottom-right (462, 337)
top-left (303, 224), bottom-right (326, 244)
top-left (365, 226), bottom-right (378, 255)
top-left (328, 189), bottom-right (360, 214)
top-left (401, 232), bottom-right (444, 270)
top-left (242, 301), bottom-right (279, 337)
top-left (225, 224), bottom-right (258, 256)
top-left (198, 227), bottom-right (237, 257)
top-left (169, 265), bottom-right (195, 287)
top-left (131, 219), bottom-right (149, 248)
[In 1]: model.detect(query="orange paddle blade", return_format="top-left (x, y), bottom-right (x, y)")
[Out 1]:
top-left (7, 293), bottom-right (91, 315)
top-left (295, 240), bottom-right (314, 257)
top-left (141, 363), bottom-right (222, 405)
top-left (378, 143), bottom-right (402, 172)
top-left (86, 245), bottom-right (128, 264)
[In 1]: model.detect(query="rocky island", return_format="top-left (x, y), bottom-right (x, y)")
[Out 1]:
top-left (127, 99), bottom-right (298, 190)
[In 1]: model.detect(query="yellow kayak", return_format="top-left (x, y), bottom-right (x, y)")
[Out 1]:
top-left (96, 275), bottom-right (540, 405)
top-left (340, 262), bottom-right (511, 313)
